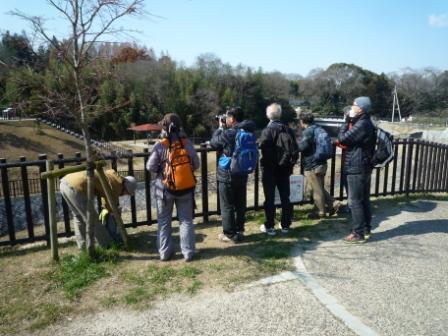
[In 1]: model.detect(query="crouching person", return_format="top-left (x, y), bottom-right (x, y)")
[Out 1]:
top-left (147, 113), bottom-right (200, 262)
top-left (60, 169), bottom-right (137, 249)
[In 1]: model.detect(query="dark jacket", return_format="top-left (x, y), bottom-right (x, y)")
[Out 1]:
top-left (210, 120), bottom-right (257, 183)
top-left (337, 113), bottom-right (376, 175)
top-left (297, 123), bottom-right (323, 171)
top-left (259, 120), bottom-right (295, 176)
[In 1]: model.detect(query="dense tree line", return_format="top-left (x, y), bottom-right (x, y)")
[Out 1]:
top-left (1, 31), bottom-right (448, 141)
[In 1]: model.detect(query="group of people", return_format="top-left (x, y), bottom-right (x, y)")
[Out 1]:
top-left (60, 96), bottom-right (377, 262)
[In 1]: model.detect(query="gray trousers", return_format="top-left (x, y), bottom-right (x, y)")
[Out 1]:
top-left (60, 179), bottom-right (113, 249)
top-left (156, 190), bottom-right (195, 260)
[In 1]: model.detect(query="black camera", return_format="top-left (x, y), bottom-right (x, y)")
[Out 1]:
top-left (214, 114), bottom-right (227, 123)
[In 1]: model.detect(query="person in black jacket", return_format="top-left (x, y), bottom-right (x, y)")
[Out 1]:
top-left (210, 107), bottom-right (257, 242)
top-left (338, 96), bottom-right (377, 243)
top-left (258, 103), bottom-right (295, 235)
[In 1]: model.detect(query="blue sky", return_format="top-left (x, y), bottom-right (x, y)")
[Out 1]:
top-left (1, 0), bottom-right (448, 76)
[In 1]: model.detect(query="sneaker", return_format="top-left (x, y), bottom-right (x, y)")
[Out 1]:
top-left (329, 202), bottom-right (342, 216)
top-left (236, 232), bottom-right (245, 240)
top-left (259, 224), bottom-right (267, 233)
top-left (218, 233), bottom-right (237, 243)
top-left (266, 228), bottom-right (276, 236)
top-left (343, 233), bottom-right (365, 244)
top-left (184, 255), bottom-right (194, 263)
top-left (364, 228), bottom-right (372, 240)
top-left (278, 224), bottom-right (290, 233)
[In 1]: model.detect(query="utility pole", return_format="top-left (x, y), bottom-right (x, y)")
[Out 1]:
top-left (391, 85), bottom-right (402, 123)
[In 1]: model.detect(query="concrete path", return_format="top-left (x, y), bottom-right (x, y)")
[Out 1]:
top-left (37, 199), bottom-right (448, 336)
top-left (302, 199), bottom-right (448, 336)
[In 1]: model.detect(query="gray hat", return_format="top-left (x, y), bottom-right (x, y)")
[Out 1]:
top-left (123, 176), bottom-right (137, 196)
top-left (354, 96), bottom-right (372, 113)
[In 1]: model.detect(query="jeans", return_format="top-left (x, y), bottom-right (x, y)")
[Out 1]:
top-left (347, 172), bottom-right (372, 236)
top-left (262, 174), bottom-right (292, 229)
top-left (304, 164), bottom-right (335, 216)
top-left (218, 177), bottom-right (247, 237)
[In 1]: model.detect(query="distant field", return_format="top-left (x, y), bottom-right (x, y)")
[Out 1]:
top-left (0, 120), bottom-right (84, 162)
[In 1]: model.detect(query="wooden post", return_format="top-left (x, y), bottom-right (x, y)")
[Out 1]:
top-left (46, 160), bottom-right (59, 261)
top-left (96, 166), bottom-right (129, 248)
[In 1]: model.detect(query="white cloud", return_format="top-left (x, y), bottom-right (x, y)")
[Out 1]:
top-left (429, 14), bottom-right (448, 28)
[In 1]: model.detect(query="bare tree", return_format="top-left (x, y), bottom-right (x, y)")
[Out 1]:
top-left (11, 0), bottom-right (145, 257)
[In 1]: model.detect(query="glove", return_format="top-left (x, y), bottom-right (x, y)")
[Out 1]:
top-left (99, 208), bottom-right (109, 224)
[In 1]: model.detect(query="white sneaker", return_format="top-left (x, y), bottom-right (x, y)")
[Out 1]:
top-left (278, 224), bottom-right (290, 233)
top-left (259, 224), bottom-right (267, 233)
top-left (266, 228), bottom-right (276, 236)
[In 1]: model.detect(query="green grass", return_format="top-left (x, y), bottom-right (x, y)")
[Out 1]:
top-left (48, 247), bottom-right (120, 300)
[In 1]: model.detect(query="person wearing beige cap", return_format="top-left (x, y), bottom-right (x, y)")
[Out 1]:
top-left (60, 169), bottom-right (137, 249)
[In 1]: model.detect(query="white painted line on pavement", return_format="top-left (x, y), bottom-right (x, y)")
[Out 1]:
top-left (293, 249), bottom-right (379, 336)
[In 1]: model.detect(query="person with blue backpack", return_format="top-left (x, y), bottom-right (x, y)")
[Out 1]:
top-left (210, 107), bottom-right (258, 243)
top-left (298, 111), bottom-right (341, 219)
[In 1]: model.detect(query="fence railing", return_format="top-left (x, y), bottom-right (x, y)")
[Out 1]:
top-left (1, 138), bottom-right (448, 247)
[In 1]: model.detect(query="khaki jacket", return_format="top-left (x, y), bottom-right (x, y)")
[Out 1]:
top-left (62, 169), bottom-right (124, 210)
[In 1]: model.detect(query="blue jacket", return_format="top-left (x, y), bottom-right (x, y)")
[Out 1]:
top-left (210, 120), bottom-right (256, 183)
top-left (337, 114), bottom-right (376, 175)
top-left (297, 123), bottom-right (323, 171)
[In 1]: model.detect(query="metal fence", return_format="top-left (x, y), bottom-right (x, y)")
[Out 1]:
top-left (1, 138), bottom-right (448, 247)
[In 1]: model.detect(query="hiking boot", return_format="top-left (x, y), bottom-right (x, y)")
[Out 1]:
top-left (343, 232), bottom-right (365, 244)
top-left (329, 202), bottom-right (342, 216)
top-left (218, 233), bottom-right (238, 243)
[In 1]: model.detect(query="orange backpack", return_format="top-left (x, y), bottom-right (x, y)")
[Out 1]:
top-left (161, 137), bottom-right (196, 193)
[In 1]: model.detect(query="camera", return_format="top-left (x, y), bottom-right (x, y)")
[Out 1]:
top-left (214, 114), bottom-right (227, 123)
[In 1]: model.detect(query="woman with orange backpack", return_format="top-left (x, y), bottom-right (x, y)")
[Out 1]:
top-left (146, 113), bottom-right (200, 262)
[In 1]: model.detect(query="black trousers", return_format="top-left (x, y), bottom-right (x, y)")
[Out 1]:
top-left (218, 177), bottom-right (247, 236)
top-left (262, 174), bottom-right (292, 229)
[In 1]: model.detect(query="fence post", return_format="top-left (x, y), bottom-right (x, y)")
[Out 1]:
top-left (127, 150), bottom-right (137, 226)
top-left (46, 160), bottom-right (59, 261)
top-left (58, 153), bottom-right (71, 236)
top-left (0, 158), bottom-right (16, 245)
top-left (254, 161), bottom-right (259, 211)
top-left (38, 154), bottom-right (50, 245)
top-left (143, 148), bottom-right (152, 224)
top-left (405, 138), bottom-right (414, 197)
top-left (20, 156), bottom-right (34, 240)
top-left (200, 144), bottom-right (209, 224)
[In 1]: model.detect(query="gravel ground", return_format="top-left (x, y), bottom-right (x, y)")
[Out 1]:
top-left (37, 282), bottom-right (354, 336)
top-left (33, 199), bottom-right (448, 336)
top-left (302, 199), bottom-right (448, 336)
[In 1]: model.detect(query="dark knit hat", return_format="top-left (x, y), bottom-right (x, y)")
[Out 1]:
top-left (354, 96), bottom-right (372, 113)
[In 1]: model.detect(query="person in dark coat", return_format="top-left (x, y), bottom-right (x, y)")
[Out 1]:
top-left (258, 103), bottom-right (294, 235)
top-left (338, 96), bottom-right (377, 243)
top-left (210, 107), bottom-right (256, 243)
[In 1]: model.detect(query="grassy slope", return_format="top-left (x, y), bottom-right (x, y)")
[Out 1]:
top-left (0, 120), bottom-right (84, 162)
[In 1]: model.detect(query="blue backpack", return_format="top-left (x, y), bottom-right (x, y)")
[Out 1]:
top-left (313, 126), bottom-right (333, 162)
top-left (219, 129), bottom-right (258, 175)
